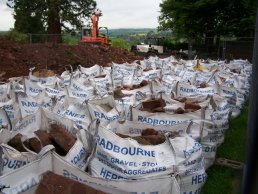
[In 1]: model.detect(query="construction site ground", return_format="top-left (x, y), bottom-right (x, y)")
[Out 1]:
top-left (0, 38), bottom-right (144, 80)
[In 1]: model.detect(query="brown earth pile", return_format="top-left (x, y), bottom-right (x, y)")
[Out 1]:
top-left (141, 98), bottom-right (166, 113)
top-left (0, 38), bottom-right (143, 80)
top-left (117, 128), bottom-right (166, 145)
top-left (7, 125), bottom-right (76, 155)
top-left (35, 171), bottom-right (106, 194)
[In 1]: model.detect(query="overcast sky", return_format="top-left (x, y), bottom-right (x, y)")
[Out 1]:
top-left (0, 0), bottom-right (162, 31)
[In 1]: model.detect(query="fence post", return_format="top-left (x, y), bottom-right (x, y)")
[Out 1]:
top-left (188, 44), bottom-right (192, 60)
top-left (28, 33), bottom-right (32, 44)
top-left (241, 8), bottom-right (258, 194)
top-left (222, 41), bottom-right (226, 60)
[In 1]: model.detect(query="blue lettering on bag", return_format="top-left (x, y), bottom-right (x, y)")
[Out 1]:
top-left (3, 158), bottom-right (27, 169)
top-left (191, 173), bottom-right (207, 185)
top-left (96, 136), bottom-right (155, 157)
top-left (64, 110), bottom-right (85, 119)
top-left (94, 111), bottom-right (118, 121)
top-left (138, 116), bottom-right (188, 126)
top-left (29, 87), bottom-right (42, 94)
top-left (21, 101), bottom-right (38, 107)
top-left (71, 147), bottom-right (86, 165)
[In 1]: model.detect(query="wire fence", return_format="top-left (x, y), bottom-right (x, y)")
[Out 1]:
top-left (25, 33), bottom-right (254, 62)
top-left (189, 37), bottom-right (254, 62)
top-left (27, 33), bottom-right (80, 44)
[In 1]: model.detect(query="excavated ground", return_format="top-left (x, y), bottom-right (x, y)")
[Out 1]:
top-left (0, 38), bottom-right (144, 80)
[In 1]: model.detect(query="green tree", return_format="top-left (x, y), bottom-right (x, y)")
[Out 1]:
top-left (9, 0), bottom-right (45, 34)
top-left (7, 0), bottom-right (96, 43)
top-left (159, 0), bottom-right (257, 40)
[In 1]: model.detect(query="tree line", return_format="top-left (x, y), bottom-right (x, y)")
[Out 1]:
top-left (6, 0), bottom-right (258, 43)
top-left (7, 0), bottom-right (96, 43)
top-left (159, 0), bottom-right (257, 41)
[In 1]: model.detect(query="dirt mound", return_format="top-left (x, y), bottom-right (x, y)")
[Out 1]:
top-left (0, 38), bottom-right (143, 80)
top-left (36, 171), bottom-right (106, 194)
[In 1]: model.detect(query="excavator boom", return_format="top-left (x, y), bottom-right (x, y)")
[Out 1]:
top-left (81, 10), bottom-right (111, 45)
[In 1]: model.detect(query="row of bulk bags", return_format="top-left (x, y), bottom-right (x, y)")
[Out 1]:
top-left (0, 108), bottom-right (90, 175)
top-left (0, 57), bottom-right (252, 194)
top-left (0, 151), bottom-right (180, 194)
top-left (87, 119), bottom-right (206, 194)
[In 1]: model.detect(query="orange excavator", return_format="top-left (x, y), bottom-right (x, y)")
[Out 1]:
top-left (81, 10), bottom-right (111, 45)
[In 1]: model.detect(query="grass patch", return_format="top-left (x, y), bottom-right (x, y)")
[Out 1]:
top-left (201, 103), bottom-right (248, 194)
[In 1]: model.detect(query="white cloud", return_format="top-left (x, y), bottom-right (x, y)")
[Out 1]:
top-left (0, 0), bottom-right (162, 31)
top-left (93, 0), bottom-right (162, 28)
top-left (0, 3), bottom-right (14, 31)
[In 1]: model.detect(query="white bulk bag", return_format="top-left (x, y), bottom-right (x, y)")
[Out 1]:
top-left (114, 94), bottom-right (136, 108)
top-left (0, 110), bottom-right (42, 148)
top-left (42, 111), bottom-right (88, 168)
top-left (0, 83), bottom-right (10, 103)
top-left (210, 94), bottom-right (231, 112)
top-left (175, 82), bottom-right (218, 98)
top-left (79, 64), bottom-right (101, 77)
top-left (89, 123), bottom-right (177, 179)
top-left (24, 79), bottom-right (44, 97)
top-left (41, 109), bottom-right (89, 170)
top-left (8, 77), bottom-right (25, 100)
top-left (13, 109), bottom-right (42, 136)
top-left (0, 105), bottom-right (13, 131)
top-left (231, 89), bottom-right (246, 118)
top-left (28, 68), bottom-right (57, 87)
top-left (58, 137), bottom-right (88, 171)
top-left (112, 62), bottom-right (137, 76)
top-left (162, 74), bottom-right (177, 94)
top-left (107, 120), bottom-right (204, 176)
top-left (57, 71), bottom-right (72, 88)
top-left (142, 69), bottom-right (161, 80)
top-left (67, 86), bottom-right (95, 101)
top-left (90, 74), bottom-right (112, 97)
top-left (199, 120), bottom-right (226, 169)
top-left (87, 95), bottom-right (120, 123)
top-left (195, 71), bottom-right (215, 85)
top-left (0, 144), bottom-right (53, 176)
top-left (45, 87), bottom-right (66, 98)
top-left (121, 84), bottom-right (152, 105)
top-left (131, 107), bottom-right (205, 140)
top-left (181, 68), bottom-right (196, 83)
top-left (17, 93), bottom-right (40, 118)
top-left (177, 168), bottom-right (207, 194)
top-left (53, 152), bottom-right (180, 194)
top-left (17, 92), bottom-right (52, 118)
top-left (0, 152), bottom-right (53, 194)
top-left (107, 119), bottom-right (188, 136)
top-left (111, 72), bottom-right (134, 88)
top-left (63, 102), bottom-right (91, 127)
top-left (41, 109), bottom-right (76, 136)
top-left (69, 76), bottom-right (92, 92)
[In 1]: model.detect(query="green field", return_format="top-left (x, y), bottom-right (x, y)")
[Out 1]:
top-left (104, 28), bottom-right (156, 38)
top-left (201, 103), bottom-right (248, 194)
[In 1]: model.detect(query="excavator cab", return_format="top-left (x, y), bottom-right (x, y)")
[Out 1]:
top-left (81, 26), bottom-right (111, 45)
top-left (81, 10), bottom-right (111, 45)
top-left (82, 28), bottom-right (92, 37)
